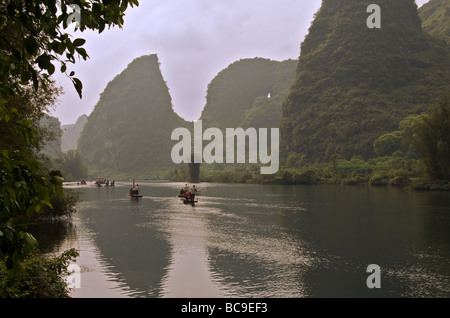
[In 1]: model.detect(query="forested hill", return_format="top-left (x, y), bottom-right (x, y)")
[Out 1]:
top-left (77, 54), bottom-right (186, 176)
top-left (419, 0), bottom-right (450, 43)
top-left (200, 58), bottom-right (297, 129)
top-left (280, 0), bottom-right (450, 162)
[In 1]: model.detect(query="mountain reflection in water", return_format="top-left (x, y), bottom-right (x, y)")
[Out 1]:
top-left (32, 182), bottom-right (450, 298)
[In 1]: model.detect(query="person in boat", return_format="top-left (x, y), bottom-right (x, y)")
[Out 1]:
top-left (190, 185), bottom-right (197, 202)
top-left (129, 186), bottom-right (139, 196)
top-left (184, 184), bottom-right (189, 192)
top-left (180, 188), bottom-right (185, 195)
top-left (184, 191), bottom-right (191, 202)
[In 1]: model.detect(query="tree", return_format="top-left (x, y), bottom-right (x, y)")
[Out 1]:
top-left (0, 0), bottom-right (139, 100)
top-left (57, 150), bottom-right (88, 181)
top-left (409, 96), bottom-right (450, 181)
top-left (373, 132), bottom-right (402, 157)
top-left (1, 0), bottom-right (139, 274)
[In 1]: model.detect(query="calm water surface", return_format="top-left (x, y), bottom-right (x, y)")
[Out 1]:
top-left (34, 182), bottom-right (450, 298)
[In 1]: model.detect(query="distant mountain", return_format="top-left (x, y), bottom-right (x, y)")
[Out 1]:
top-left (77, 54), bottom-right (187, 177)
top-left (200, 58), bottom-right (297, 129)
top-left (61, 114), bottom-right (87, 153)
top-left (280, 0), bottom-right (450, 162)
top-left (419, 0), bottom-right (450, 43)
top-left (39, 114), bottom-right (62, 159)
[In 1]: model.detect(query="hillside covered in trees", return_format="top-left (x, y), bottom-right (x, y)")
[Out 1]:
top-left (77, 54), bottom-right (186, 177)
top-left (76, 56), bottom-right (297, 178)
top-left (280, 0), bottom-right (450, 163)
top-left (200, 58), bottom-right (297, 129)
top-left (419, 0), bottom-right (450, 43)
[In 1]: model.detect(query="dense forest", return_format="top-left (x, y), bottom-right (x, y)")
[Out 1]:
top-left (280, 0), bottom-right (449, 162)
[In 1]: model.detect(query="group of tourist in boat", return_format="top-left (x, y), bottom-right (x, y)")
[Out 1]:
top-left (179, 184), bottom-right (198, 204)
top-left (95, 178), bottom-right (115, 187)
top-left (129, 184), bottom-right (141, 197)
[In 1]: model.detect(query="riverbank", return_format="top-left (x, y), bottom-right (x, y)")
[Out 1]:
top-left (0, 188), bottom-right (80, 298)
top-left (190, 155), bottom-right (450, 191)
top-left (80, 154), bottom-right (450, 191)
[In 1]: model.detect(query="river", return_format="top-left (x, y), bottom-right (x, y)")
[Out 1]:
top-left (32, 182), bottom-right (450, 298)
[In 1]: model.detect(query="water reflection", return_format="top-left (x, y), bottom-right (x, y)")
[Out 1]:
top-left (29, 220), bottom-right (77, 254)
top-left (159, 200), bottom-right (227, 297)
top-left (40, 182), bottom-right (450, 298)
top-left (78, 186), bottom-right (173, 297)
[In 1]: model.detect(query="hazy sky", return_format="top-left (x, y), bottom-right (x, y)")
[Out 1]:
top-left (50, 0), bottom-right (430, 125)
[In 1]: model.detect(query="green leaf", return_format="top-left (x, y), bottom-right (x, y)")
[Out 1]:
top-left (36, 53), bottom-right (51, 70)
top-left (4, 227), bottom-right (13, 242)
top-left (6, 188), bottom-right (16, 200)
top-left (98, 20), bottom-right (106, 33)
top-left (30, 68), bottom-right (38, 90)
top-left (25, 37), bottom-right (38, 55)
top-left (51, 40), bottom-right (66, 55)
top-left (75, 47), bottom-right (89, 60)
top-left (73, 38), bottom-right (86, 47)
top-left (47, 62), bottom-right (55, 75)
top-left (23, 233), bottom-right (38, 252)
top-left (73, 77), bottom-right (83, 98)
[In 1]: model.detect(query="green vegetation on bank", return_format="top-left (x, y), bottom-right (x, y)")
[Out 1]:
top-left (1, 0), bottom-right (138, 298)
top-left (168, 95), bottom-right (450, 190)
top-left (0, 248), bottom-right (78, 298)
top-left (191, 154), bottom-right (448, 191)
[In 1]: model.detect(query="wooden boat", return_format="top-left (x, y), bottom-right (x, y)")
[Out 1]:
top-left (178, 190), bottom-right (200, 198)
top-left (127, 194), bottom-right (143, 198)
top-left (127, 179), bottom-right (142, 198)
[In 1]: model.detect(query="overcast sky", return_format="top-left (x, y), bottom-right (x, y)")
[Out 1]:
top-left (50, 0), bottom-right (430, 125)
